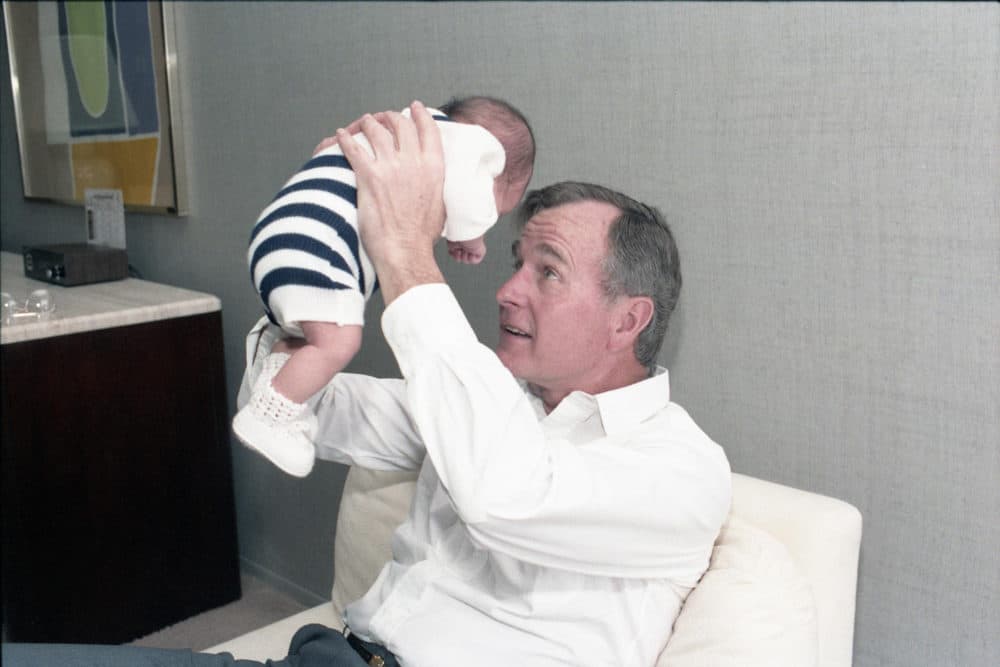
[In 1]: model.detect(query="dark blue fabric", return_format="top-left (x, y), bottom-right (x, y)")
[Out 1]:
top-left (0, 624), bottom-right (392, 667)
top-left (302, 154), bottom-right (353, 171)
top-left (273, 178), bottom-right (357, 207)
top-left (249, 233), bottom-right (356, 286)
top-left (250, 202), bottom-right (364, 294)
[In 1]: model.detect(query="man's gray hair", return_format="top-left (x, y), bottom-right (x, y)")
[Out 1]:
top-left (512, 182), bottom-right (682, 372)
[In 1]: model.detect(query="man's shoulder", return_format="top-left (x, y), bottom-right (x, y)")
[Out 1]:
top-left (637, 399), bottom-right (730, 470)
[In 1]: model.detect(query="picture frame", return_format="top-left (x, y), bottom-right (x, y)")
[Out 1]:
top-left (3, 0), bottom-right (188, 214)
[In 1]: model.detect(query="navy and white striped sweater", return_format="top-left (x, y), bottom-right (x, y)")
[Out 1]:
top-left (247, 111), bottom-right (505, 337)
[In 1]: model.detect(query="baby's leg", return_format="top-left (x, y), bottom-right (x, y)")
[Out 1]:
top-left (271, 322), bottom-right (363, 403)
top-left (233, 323), bottom-right (361, 477)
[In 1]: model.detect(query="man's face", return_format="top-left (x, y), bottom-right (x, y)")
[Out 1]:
top-left (495, 201), bottom-right (622, 396)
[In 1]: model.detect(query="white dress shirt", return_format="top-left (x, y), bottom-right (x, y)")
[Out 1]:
top-left (242, 284), bottom-right (731, 666)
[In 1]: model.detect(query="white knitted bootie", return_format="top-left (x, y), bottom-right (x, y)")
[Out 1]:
top-left (232, 353), bottom-right (317, 477)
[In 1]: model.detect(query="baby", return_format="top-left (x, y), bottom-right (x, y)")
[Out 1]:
top-left (234, 97), bottom-right (535, 476)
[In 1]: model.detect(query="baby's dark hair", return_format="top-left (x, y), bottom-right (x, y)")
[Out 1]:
top-left (439, 96), bottom-right (535, 186)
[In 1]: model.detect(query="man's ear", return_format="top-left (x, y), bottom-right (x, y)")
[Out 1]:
top-left (610, 296), bottom-right (654, 351)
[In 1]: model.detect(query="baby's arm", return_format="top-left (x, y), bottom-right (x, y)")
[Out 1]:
top-left (447, 236), bottom-right (487, 265)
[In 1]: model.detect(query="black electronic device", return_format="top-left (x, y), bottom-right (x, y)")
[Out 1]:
top-left (22, 243), bottom-right (128, 287)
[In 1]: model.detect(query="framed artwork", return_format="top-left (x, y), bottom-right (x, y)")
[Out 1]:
top-left (3, 1), bottom-right (187, 214)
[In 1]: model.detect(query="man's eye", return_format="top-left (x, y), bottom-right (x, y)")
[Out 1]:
top-left (543, 267), bottom-right (559, 280)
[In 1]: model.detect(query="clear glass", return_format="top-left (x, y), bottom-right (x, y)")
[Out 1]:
top-left (1, 291), bottom-right (16, 325)
top-left (26, 289), bottom-right (56, 319)
top-left (1, 289), bottom-right (57, 325)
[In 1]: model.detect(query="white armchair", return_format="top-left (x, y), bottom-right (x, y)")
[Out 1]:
top-left (211, 469), bottom-right (862, 666)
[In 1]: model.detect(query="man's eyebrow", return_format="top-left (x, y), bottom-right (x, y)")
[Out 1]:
top-left (511, 239), bottom-right (568, 265)
top-left (536, 242), bottom-right (567, 264)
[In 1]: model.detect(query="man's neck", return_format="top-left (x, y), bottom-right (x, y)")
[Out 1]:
top-left (527, 363), bottom-right (651, 414)
top-left (526, 384), bottom-right (564, 415)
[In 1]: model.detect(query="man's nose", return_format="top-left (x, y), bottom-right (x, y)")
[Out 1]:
top-left (496, 270), bottom-right (523, 306)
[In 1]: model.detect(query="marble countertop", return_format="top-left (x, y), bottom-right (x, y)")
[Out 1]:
top-left (1, 251), bottom-right (221, 345)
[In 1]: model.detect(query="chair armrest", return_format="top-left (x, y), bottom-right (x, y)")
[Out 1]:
top-left (731, 473), bottom-right (862, 667)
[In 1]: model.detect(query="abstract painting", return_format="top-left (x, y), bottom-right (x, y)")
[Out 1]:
top-left (4, 1), bottom-right (187, 213)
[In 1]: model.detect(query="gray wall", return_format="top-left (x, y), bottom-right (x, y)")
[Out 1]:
top-left (2, 3), bottom-right (997, 665)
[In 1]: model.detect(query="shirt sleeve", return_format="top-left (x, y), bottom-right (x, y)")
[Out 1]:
top-left (382, 284), bottom-right (732, 579)
top-left (311, 373), bottom-right (425, 472)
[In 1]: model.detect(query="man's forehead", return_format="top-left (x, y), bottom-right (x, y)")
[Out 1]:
top-left (525, 200), bottom-right (620, 230)
top-left (513, 200), bottom-right (619, 253)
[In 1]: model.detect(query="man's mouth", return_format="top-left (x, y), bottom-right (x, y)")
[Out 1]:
top-left (502, 325), bottom-right (531, 338)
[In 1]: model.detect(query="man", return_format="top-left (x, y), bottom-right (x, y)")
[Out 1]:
top-left (302, 103), bottom-right (732, 665)
top-left (3, 102), bottom-right (730, 667)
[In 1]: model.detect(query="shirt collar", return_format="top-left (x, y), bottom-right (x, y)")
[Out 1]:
top-left (523, 367), bottom-right (672, 437)
top-left (595, 366), bottom-right (671, 436)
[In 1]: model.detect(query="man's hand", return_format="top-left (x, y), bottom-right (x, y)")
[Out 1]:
top-left (313, 114), bottom-right (381, 155)
top-left (336, 101), bottom-right (447, 305)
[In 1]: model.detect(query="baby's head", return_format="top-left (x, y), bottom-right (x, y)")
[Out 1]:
top-left (439, 96), bottom-right (535, 215)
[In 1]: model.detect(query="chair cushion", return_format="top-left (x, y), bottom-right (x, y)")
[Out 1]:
top-left (331, 468), bottom-right (418, 616)
top-left (331, 469), bottom-right (820, 667)
top-left (657, 515), bottom-right (818, 667)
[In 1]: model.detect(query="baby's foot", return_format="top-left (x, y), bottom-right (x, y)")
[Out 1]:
top-left (232, 381), bottom-right (316, 477)
top-left (447, 237), bottom-right (487, 265)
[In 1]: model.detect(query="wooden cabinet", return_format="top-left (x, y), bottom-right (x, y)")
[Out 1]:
top-left (1, 253), bottom-right (241, 643)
